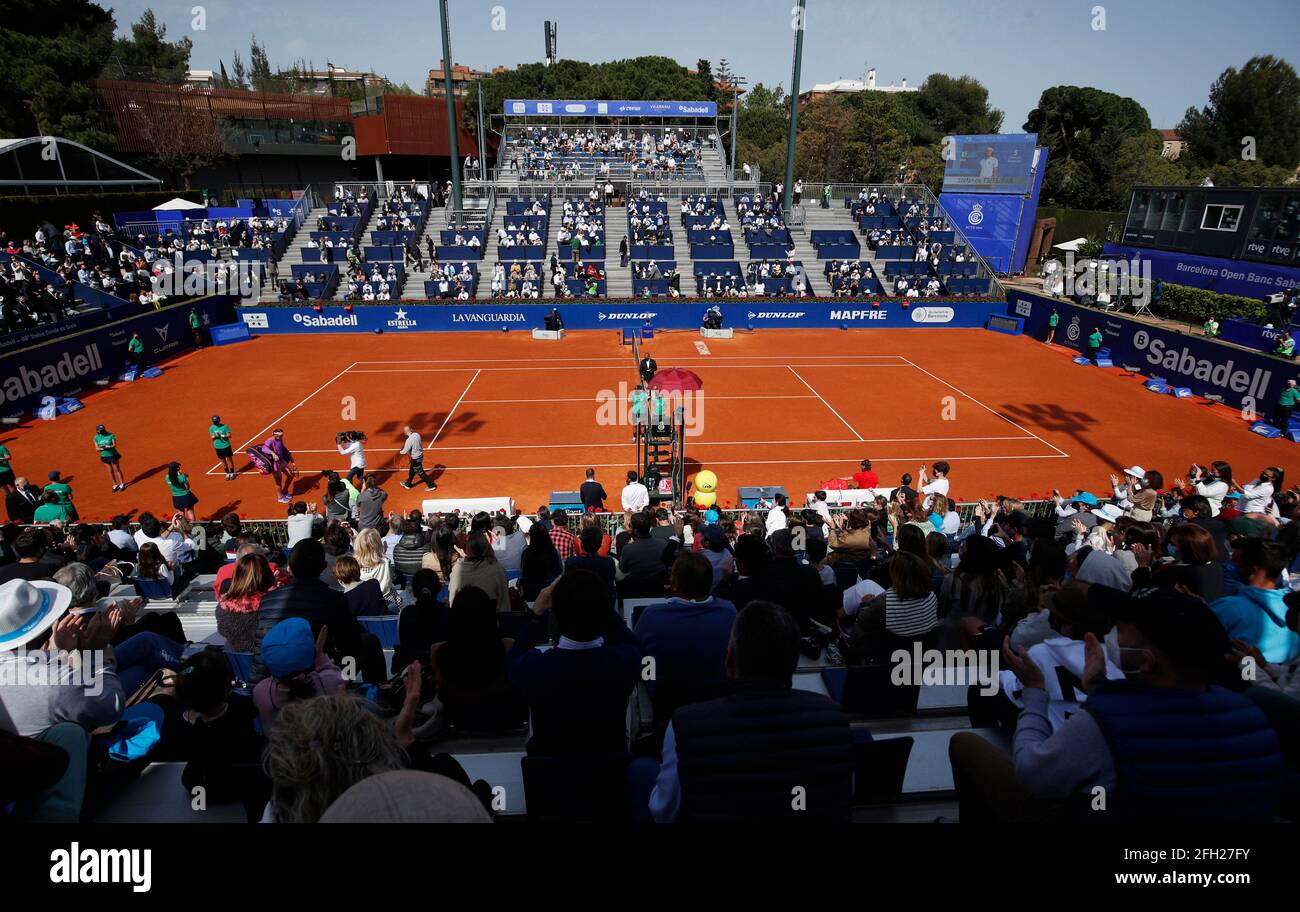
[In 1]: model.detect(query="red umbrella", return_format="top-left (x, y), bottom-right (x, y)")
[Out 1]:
top-left (648, 368), bottom-right (704, 393)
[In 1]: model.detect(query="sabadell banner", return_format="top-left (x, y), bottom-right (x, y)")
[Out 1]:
top-left (1009, 290), bottom-right (1298, 412)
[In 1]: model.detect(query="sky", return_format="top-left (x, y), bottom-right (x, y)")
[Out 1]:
top-left (106, 0), bottom-right (1300, 129)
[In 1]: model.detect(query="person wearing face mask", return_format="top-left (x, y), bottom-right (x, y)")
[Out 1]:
top-left (949, 584), bottom-right (1287, 823)
top-left (1240, 467), bottom-right (1283, 517)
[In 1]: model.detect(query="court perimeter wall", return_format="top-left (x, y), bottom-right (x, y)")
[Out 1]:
top-left (1008, 289), bottom-right (1299, 414)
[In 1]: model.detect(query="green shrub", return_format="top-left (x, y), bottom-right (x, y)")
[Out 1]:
top-left (1155, 282), bottom-right (1266, 325)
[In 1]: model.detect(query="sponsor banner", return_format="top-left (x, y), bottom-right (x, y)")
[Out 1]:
top-left (1009, 290), bottom-right (1298, 412)
top-left (504, 99), bottom-right (717, 118)
top-left (238, 301), bottom-right (1005, 334)
top-left (1218, 318), bottom-right (1285, 354)
top-left (0, 311), bottom-right (110, 354)
top-left (0, 296), bottom-right (236, 417)
top-left (211, 321), bottom-right (252, 346)
top-left (938, 192), bottom-right (1026, 273)
top-left (1102, 243), bottom-right (1300, 298)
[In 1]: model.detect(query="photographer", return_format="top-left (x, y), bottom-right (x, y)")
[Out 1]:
top-left (336, 431), bottom-right (367, 486)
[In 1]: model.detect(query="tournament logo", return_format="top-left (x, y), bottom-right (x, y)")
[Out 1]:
top-left (910, 306), bottom-right (955, 324)
top-left (1065, 315), bottom-right (1082, 342)
top-left (241, 312), bottom-right (269, 329)
top-left (967, 203), bottom-right (984, 226)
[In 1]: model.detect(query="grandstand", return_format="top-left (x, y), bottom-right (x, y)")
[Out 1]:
top-left (3, 10), bottom-right (1298, 848)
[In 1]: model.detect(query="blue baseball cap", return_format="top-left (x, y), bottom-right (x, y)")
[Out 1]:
top-left (704, 508), bottom-right (720, 523)
top-left (1070, 491), bottom-right (1099, 507)
top-left (261, 617), bottom-right (316, 679)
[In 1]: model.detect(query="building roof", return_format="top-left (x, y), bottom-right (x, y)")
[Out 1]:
top-left (0, 136), bottom-right (162, 190)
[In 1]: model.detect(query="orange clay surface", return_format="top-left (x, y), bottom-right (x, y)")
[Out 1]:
top-left (2, 327), bottom-right (1290, 521)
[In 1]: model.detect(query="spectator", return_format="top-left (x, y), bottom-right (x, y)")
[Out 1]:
top-left (353, 528), bottom-right (399, 612)
top-left (507, 569), bottom-right (642, 756)
top-left (253, 617), bottom-right (345, 732)
top-left (634, 551), bottom-right (737, 726)
top-left (952, 586), bottom-right (1286, 823)
top-left (448, 532), bottom-right (510, 613)
top-left (430, 586), bottom-right (525, 732)
top-left (217, 550), bottom-right (280, 652)
top-left (355, 474), bottom-right (387, 531)
top-left (285, 501), bottom-right (323, 546)
top-left (650, 600), bottom-right (853, 822)
top-left (6, 477), bottom-right (39, 524)
top-left (393, 519), bottom-right (430, 581)
top-left (394, 569), bottom-right (451, 674)
top-left (263, 693), bottom-right (406, 823)
top-left (565, 524), bottom-right (617, 594)
top-left (422, 523), bottom-right (460, 584)
top-left (332, 554), bottom-right (388, 617)
top-left (757, 529), bottom-right (827, 632)
top-left (251, 540), bottom-right (381, 684)
top-left (1211, 538), bottom-right (1298, 663)
top-left (618, 511), bottom-right (677, 598)
top-left (519, 521), bottom-right (562, 601)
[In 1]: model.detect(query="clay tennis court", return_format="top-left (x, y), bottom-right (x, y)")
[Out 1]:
top-left (2, 327), bottom-right (1288, 521)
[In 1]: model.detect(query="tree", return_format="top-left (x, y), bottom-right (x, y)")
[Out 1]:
top-left (0, 0), bottom-right (117, 148)
top-left (914, 74), bottom-right (1003, 142)
top-left (129, 100), bottom-right (229, 189)
top-left (1178, 55), bottom-right (1300, 171)
top-left (1105, 130), bottom-right (1191, 205)
top-left (1025, 85), bottom-right (1153, 209)
top-left (218, 61), bottom-right (231, 89)
top-left (249, 35), bottom-right (274, 92)
top-left (106, 9), bottom-right (192, 84)
top-left (230, 51), bottom-right (249, 90)
top-left (794, 96), bottom-right (858, 182)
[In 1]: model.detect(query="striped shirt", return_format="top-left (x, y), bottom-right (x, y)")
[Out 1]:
top-left (885, 589), bottom-right (939, 638)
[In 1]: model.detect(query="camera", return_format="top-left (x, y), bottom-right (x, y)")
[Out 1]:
top-left (336, 430), bottom-right (367, 444)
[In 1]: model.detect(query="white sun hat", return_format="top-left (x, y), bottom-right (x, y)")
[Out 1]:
top-left (0, 579), bottom-right (73, 652)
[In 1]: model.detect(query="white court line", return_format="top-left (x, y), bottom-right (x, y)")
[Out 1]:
top-left (461, 395), bottom-right (818, 403)
top-left (898, 356), bottom-right (1070, 458)
top-left (350, 355), bottom-right (908, 365)
top-left (787, 366), bottom-right (865, 442)
top-left (428, 369), bottom-right (481, 447)
top-left (205, 360), bottom-right (358, 476)
top-left (347, 364), bottom-right (913, 373)
top-left (221, 453), bottom-right (1068, 476)
top-left (272, 434), bottom-right (1036, 454)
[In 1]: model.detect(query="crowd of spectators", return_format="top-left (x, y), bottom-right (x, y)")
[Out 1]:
top-left (2, 451), bottom-right (1299, 823)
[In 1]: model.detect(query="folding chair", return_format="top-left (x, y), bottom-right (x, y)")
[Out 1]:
top-left (357, 615), bottom-right (400, 649)
top-left (821, 665), bottom-right (921, 718)
top-left (851, 735), bottom-right (914, 805)
top-left (520, 753), bottom-right (656, 823)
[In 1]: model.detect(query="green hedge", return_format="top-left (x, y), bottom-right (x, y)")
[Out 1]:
top-left (1155, 283), bottom-right (1267, 325)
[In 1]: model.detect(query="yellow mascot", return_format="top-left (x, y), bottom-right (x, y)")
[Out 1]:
top-left (693, 469), bottom-right (718, 509)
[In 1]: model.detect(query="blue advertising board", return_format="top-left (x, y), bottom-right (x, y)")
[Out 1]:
top-left (0, 296), bottom-right (236, 417)
top-left (1102, 243), bottom-right (1300, 299)
top-left (1008, 290), bottom-right (1298, 412)
top-left (1218, 318), bottom-right (1286, 354)
top-left (236, 300), bottom-right (1005, 335)
top-left (941, 134), bottom-right (1039, 195)
top-left (504, 99), bottom-right (717, 118)
top-left (211, 321), bottom-right (252, 346)
top-left (937, 193), bottom-right (1026, 273)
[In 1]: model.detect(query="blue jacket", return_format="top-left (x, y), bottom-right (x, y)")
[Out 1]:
top-left (633, 597), bottom-right (736, 718)
top-left (506, 610), bottom-right (642, 756)
top-left (1211, 586), bottom-right (1299, 663)
top-left (1084, 682), bottom-right (1285, 823)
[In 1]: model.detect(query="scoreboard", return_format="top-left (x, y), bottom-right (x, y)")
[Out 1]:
top-left (1121, 186), bottom-right (1300, 267)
